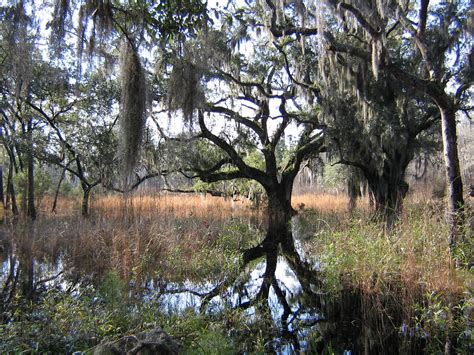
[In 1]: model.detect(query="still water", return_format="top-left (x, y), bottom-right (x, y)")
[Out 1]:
top-left (0, 216), bottom-right (469, 354)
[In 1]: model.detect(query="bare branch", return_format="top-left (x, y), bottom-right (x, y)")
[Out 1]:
top-left (205, 104), bottom-right (267, 143)
top-left (197, 110), bottom-right (270, 187)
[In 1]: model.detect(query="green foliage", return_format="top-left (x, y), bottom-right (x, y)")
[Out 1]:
top-left (316, 221), bottom-right (400, 293)
top-left (0, 274), bottom-right (271, 354)
top-left (218, 219), bottom-right (261, 252)
top-left (413, 292), bottom-right (474, 353)
top-left (13, 167), bottom-right (54, 203)
top-left (322, 164), bottom-right (345, 189)
top-left (243, 150), bottom-right (265, 170)
top-left (98, 271), bottom-right (127, 309)
top-left (300, 201), bottom-right (472, 351)
top-left (59, 178), bottom-right (75, 196)
top-left (0, 284), bottom-right (128, 353)
top-left (161, 309), bottom-right (236, 354)
top-left (305, 202), bottom-right (467, 295)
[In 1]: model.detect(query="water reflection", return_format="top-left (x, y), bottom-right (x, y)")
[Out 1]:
top-left (1, 225), bottom-right (65, 324)
top-left (0, 217), bottom-right (455, 353)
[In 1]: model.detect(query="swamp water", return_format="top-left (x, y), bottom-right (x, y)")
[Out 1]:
top-left (0, 216), bottom-right (469, 354)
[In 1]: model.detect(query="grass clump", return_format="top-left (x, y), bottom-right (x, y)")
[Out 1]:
top-left (301, 200), bottom-right (473, 353)
top-left (305, 201), bottom-right (467, 296)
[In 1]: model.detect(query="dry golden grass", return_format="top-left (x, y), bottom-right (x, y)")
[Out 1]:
top-left (2, 192), bottom-right (470, 298)
top-left (92, 193), bottom-right (259, 221)
top-left (1, 192), bottom-right (265, 284)
top-left (292, 193), bottom-right (349, 212)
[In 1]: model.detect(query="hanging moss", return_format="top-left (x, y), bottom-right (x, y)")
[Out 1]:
top-left (167, 30), bottom-right (231, 122)
top-left (168, 58), bottom-right (204, 122)
top-left (119, 40), bottom-right (146, 188)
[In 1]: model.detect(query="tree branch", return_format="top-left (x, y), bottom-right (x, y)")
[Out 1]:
top-left (282, 131), bottom-right (324, 184)
top-left (417, 0), bottom-right (429, 37)
top-left (197, 110), bottom-right (270, 187)
top-left (205, 104), bottom-right (267, 143)
top-left (264, 0), bottom-right (319, 38)
top-left (328, 1), bottom-right (381, 38)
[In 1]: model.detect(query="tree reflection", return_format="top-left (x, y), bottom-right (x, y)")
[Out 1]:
top-left (197, 216), bottom-right (427, 353)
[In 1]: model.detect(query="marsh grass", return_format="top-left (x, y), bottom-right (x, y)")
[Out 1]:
top-left (1, 192), bottom-right (472, 353)
top-left (303, 199), bottom-right (469, 294)
top-left (3, 192), bottom-right (469, 295)
top-left (2, 193), bottom-right (265, 284)
top-left (299, 197), bottom-right (473, 353)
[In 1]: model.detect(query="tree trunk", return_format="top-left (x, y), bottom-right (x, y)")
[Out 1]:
top-left (0, 165), bottom-right (4, 208)
top-left (347, 171), bottom-right (361, 213)
top-left (20, 251), bottom-right (34, 300)
top-left (27, 153), bottom-right (36, 220)
top-left (439, 106), bottom-right (464, 248)
top-left (368, 169), bottom-right (408, 228)
top-left (266, 183), bottom-right (295, 241)
top-left (26, 119), bottom-right (36, 220)
top-left (20, 224), bottom-right (35, 300)
top-left (82, 186), bottom-right (90, 217)
top-left (21, 178), bottom-right (27, 217)
top-left (51, 166), bottom-right (66, 214)
top-left (6, 159), bottom-right (19, 216)
top-left (254, 183), bottom-right (295, 300)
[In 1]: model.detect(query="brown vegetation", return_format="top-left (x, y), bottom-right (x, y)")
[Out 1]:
top-left (2, 192), bottom-right (469, 300)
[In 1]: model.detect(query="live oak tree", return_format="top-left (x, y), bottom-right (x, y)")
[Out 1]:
top-left (320, 63), bottom-right (440, 225)
top-left (253, 0), bottom-right (472, 246)
top-left (164, 22), bottom-right (325, 301)
top-left (225, 0), bottom-right (437, 225)
top-left (318, 0), bottom-right (473, 246)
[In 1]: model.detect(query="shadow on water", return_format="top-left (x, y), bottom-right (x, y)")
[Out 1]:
top-left (0, 217), bottom-right (467, 353)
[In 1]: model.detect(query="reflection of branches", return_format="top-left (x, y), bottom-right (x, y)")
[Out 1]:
top-left (272, 278), bottom-right (300, 352)
top-left (200, 277), bottom-right (233, 312)
top-left (0, 255), bottom-right (19, 320)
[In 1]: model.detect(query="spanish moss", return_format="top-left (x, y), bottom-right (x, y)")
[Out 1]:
top-left (119, 40), bottom-right (146, 189)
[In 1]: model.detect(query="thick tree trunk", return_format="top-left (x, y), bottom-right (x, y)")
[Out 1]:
top-left (347, 172), bottom-right (361, 213)
top-left (267, 188), bottom-right (294, 240)
top-left (254, 183), bottom-right (295, 300)
top-left (439, 106), bottom-right (464, 248)
top-left (368, 168), bottom-right (408, 228)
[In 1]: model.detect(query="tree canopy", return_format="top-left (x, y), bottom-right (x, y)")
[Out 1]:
top-left (0, 0), bottom-right (472, 244)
